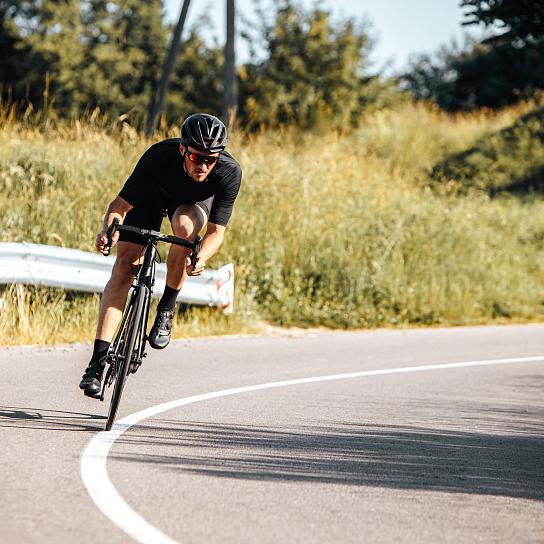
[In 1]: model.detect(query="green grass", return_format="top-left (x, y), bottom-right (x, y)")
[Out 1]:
top-left (1, 100), bottom-right (543, 345)
top-left (430, 106), bottom-right (544, 194)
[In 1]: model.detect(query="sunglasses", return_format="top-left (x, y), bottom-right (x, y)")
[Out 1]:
top-left (183, 150), bottom-right (219, 166)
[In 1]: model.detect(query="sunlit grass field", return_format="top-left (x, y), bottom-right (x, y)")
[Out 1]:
top-left (1, 100), bottom-right (543, 345)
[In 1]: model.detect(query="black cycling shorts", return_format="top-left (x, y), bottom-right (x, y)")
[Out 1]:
top-left (118, 196), bottom-right (213, 246)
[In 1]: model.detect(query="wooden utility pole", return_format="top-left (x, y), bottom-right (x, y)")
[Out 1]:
top-left (223, 0), bottom-right (237, 125)
top-left (145, 0), bottom-right (191, 137)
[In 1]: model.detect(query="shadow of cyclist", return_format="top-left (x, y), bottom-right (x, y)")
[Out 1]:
top-left (0, 406), bottom-right (106, 432)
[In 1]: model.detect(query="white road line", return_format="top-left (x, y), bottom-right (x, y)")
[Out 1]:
top-left (80, 354), bottom-right (544, 544)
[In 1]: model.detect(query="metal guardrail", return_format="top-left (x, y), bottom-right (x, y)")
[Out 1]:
top-left (0, 243), bottom-right (234, 314)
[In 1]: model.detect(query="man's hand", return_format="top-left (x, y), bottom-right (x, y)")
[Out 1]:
top-left (186, 255), bottom-right (206, 276)
top-left (96, 230), bottom-right (119, 255)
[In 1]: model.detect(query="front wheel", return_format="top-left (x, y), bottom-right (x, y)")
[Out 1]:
top-left (106, 286), bottom-right (146, 431)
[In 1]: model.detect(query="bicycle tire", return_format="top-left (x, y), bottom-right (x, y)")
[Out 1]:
top-left (105, 286), bottom-right (147, 431)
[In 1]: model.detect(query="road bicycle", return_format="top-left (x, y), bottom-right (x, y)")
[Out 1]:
top-left (99, 218), bottom-right (201, 431)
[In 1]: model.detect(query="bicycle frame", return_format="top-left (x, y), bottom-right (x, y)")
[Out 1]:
top-left (128, 239), bottom-right (157, 367)
top-left (99, 219), bottom-right (201, 429)
top-left (101, 240), bottom-right (156, 396)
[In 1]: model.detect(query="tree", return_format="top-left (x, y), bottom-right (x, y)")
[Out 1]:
top-left (164, 30), bottom-right (224, 122)
top-left (403, 38), bottom-right (544, 111)
top-left (461, 0), bottom-right (544, 45)
top-left (0, 2), bottom-right (28, 101)
top-left (223, 0), bottom-right (237, 124)
top-left (401, 43), bottom-right (461, 108)
top-left (81, 0), bottom-right (166, 120)
top-left (238, 2), bottom-right (375, 129)
top-left (145, 0), bottom-right (191, 136)
top-left (0, 0), bottom-right (167, 120)
top-left (0, 0), bottom-right (86, 113)
top-left (403, 1), bottom-right (544, 111)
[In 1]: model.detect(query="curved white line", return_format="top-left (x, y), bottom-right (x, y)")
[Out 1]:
top-left (80, 355), bottom-right (544, 544)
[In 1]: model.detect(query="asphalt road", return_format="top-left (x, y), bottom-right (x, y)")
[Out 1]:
top-left (1, 324), bottom-right (543, 543)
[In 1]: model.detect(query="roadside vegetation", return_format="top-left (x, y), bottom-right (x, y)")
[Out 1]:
top-left (1, 98), bottom-right (543, 344)
top-left (1, 0), bottom-right (542, 344)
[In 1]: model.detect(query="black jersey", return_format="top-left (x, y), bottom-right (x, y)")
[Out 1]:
top-left (119, 138), bottom-right (242, 226)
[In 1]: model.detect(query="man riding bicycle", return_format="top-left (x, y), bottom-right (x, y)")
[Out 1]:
top-left (79, 113), bottom-right (242, 397)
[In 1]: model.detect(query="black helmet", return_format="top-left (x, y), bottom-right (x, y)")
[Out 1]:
top-left (180, 113), bottom-right (228, 152)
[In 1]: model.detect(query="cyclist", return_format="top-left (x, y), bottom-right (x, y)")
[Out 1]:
top-left (79, 113), bottom-right (242, 397)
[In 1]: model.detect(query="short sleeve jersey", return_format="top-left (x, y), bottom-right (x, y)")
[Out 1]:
top-left (119, 138), bottom-right (242, 226)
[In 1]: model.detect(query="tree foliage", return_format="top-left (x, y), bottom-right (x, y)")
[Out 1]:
top-left (1, 0), bottom-right (169, 120)
top-left (0, 0), bottom-right (395, 129)
top-left (238, 2), bottom-right (383, 129)
top-left (1, 0), bottom-right (86, 111)
top-left (81, 0), bottom-right (166, 117)
top-left (403, 38), bottom-right (544, 111)
top-left (461, 0), bottom-right (544, 44)
top-left (403, 0), bottom-right (544, 111)
top-left (165, 30), bottom-right (224, 122)
top-left (0, 2), bottom-right (32, 98)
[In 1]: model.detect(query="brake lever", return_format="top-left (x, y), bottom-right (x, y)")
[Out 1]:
top-left (103, 218), bottom-right (120, 257)
top-left (191, 235), bottom-right (202, 270)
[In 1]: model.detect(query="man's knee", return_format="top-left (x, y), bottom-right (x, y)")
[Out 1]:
top-left (171, 204), bottom-right (206, 240)
top-left (110, 244), bottom-right (142, 286)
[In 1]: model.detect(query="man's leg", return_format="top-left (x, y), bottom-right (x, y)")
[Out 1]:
top-left (79, 241), bottom-right (144, 396)
top-left (148, 204), bottom-right (207, 349)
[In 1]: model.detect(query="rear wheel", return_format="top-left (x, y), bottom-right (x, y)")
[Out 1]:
top-left (106, 287), bottom-right (146, 431)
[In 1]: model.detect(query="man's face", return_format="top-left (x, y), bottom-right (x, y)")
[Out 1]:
top-left (180, 145), bottom-right (220, 182)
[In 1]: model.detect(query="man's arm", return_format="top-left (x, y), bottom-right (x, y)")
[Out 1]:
top-left (186, 221), bottom-right (225, 276)
top-left (96, 196), bottom-right (133, 254)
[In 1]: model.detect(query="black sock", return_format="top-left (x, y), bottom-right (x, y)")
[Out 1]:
top-left (157, 284), bottom-right (180, 312)
top-left (92, 339), bottom-right (111, 362)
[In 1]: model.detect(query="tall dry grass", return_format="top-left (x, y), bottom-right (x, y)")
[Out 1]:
top-left (0, 100), bottom-right (543, 344)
